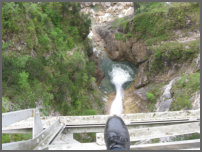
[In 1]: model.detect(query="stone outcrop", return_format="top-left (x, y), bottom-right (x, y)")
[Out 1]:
top-left (135, 61), bottom-right (149, 89)
top-left (124, 87), bottom-right (149, 113)
top-left (80, 2), bottom-right (134, 25)
top-left (96, 24), bottom-right (150, 66)
top-left (94, 67), bottom-right (105, 85)
top-left (96, 23), bottom-right (150, 88)
top-left (190, 91), bottom-right (200, 110)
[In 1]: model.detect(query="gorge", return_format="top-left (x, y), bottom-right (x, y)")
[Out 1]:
top-left (2, 2), bottom-right (200, 144)
top-left (81, 2), bottom-right (200, 114)
top-left (2, 2), bottom-right (200, 116)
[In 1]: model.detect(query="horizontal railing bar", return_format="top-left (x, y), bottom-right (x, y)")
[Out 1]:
top-left (47, 139), bottom-right (200, 150)
top-left (2, 120), bottom-right (64, 150)
top-left (96, 122), bottom-right (200, 145)
top-left (130, 139), bottom-right (200, 150)
top-left (2, 110), bottom-right (200, 131)
top-left (64, 119), bottom-right (199, 128)
top-left (2, 109), bottom-right (35, 128)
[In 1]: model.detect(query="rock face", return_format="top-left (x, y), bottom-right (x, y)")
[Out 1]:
top-left (81, 2), bottom-right (136, 86)
top-left (135, 61), bottom-right (149, 89)
top-left (96, 23), bottom-right (150, 88)
top-left (80, 2), bottom-right (134, 25)
top-left (94, 67), bottom-right (105, 85)
top-left (124, 88), bottom-right (149, 113)
top-left (96, 25), bottom-right (150, 66)
top-left (190, 91), bottom-right (200, 110)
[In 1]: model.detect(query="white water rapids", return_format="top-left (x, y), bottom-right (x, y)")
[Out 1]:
top-left (109, 65), bottom-right (133, 115)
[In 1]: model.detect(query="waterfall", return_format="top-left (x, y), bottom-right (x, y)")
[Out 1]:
top-left (109, 65), bottom-right (133, 115)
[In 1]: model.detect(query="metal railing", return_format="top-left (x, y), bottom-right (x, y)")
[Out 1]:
top-left (2, 109), bottom-right (200, 150)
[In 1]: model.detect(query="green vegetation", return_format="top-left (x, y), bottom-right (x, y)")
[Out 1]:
top-left (172, 133), bottom-right (200, 141)
top-left (149, 39), bottom-right (200, 74)
top-left (133, 3), bottom-right (199, 45)
top-left (115, 33), bottom-right (125, 41)
top-left (146, 83), bottom-right (164, 111)
top-left (2, 133), bottom-right (32, 143)
top-left (146, 93), bottom-right (155, 103)
top-left (134, 2), bottom-right (170, 14)
top-left (170, 72), bottom-right (200, 111)
top-left (115, 32), bottom-right (132, 42)
top-left (2, 2), bottom-right (104, 116)
top-left (112, 17), bottom-right (130, 33)
top-left (74, 133), bottom-right (96, 143)
top-left (114, 3), bottom-right (199, 45)
top-left (151, 138), bottom-right (161, 143)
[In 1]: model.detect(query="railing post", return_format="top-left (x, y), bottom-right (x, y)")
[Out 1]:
top-left (32, 108), bottom-right (43, 138)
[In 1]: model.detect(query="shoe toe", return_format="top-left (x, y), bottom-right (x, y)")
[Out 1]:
top-left (104, 116), bottom-right (130, 150)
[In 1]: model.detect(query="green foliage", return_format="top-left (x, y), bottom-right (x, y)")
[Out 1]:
top-left (151, 138), bottom-right (160, 143)
top-left (146, 92), bottom-right (155, 103)
top-left (170, 72), bottom-right (200, 111)
top-left (18, 71), bottom-right (30, 90)
top-left (145, 82), bottom-right (164, 112)
top-left (135, 2), bottom-right (169, 14)
top-left (131, 3), bottom-right (200, 45)
top-left (2, 2), bottom-right (103, 116)
top-left (112, 17), bottom-right (130, 33)
top-left (2, 42), bottom-right (9, 51)
top-left (172, 133), bottom-right (200, 141)
top-left (82, 110), bottom-right (97, 115)
top-left (3, 2), bottom-right (91, 55)
top-left (2, 133), bottom-right (32, 143)
top-left (112, 2), bottom-right (199, 47)
top-left (25, 57), bottom-right (48, 81)
top-left (113, 3), bottom-right (199, 47)
top-left (149, 39), bottom-right (200, 74)
top-left (133, 11), bottom-right (171, 44)
top-left (74, 133), bottom-right (96, 143)
top-left (115, 33), bottom-right (126, 41)
top-left (2, 2), bottom-right (22, 34)
top-left (184, 133), bottom-right (200, 140)
top-left (115, 32), bottom-right (132, 42)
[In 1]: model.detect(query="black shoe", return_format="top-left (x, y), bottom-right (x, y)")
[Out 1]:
top-left (104, 115), bottom-right (130, 150)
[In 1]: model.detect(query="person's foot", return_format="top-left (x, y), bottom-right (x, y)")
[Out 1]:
top-left (104, 115), bottom-right (130, 150)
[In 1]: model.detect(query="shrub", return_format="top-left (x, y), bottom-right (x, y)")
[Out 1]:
top-left (115, 33), bottom-right (126, 41)
top-left (170, 94), bottom-right (192, 111)
top-left (146, 92), bottom-right (156, 103)
top-left (170, 72), bottom-right (200, 111)
top-left (2, 133), bottom-right (32, 143)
